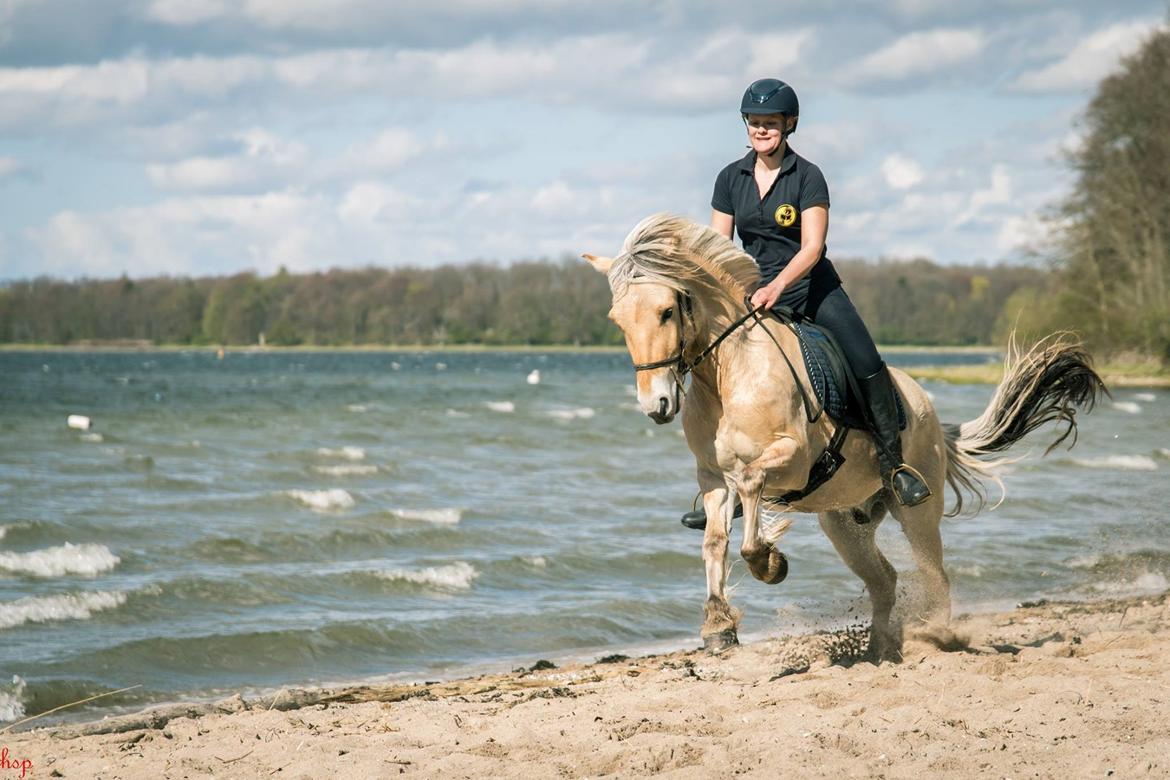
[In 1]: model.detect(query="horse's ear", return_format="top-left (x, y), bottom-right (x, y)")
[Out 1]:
top-left (581, 253), bottom-right (614, 274)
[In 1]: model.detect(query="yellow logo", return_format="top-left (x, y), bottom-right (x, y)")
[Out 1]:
top-left (774, 204), bottom-right (797, 227)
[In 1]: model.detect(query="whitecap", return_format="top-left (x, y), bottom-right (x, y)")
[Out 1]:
top-left (1156, 448), bottom-right (1170, 460)
top-left (1111, 401), bottom-right (1142, 414)
top-left (527, 369), bottom-right (541, 385)
top-left (1088, 570), bottom-right (1170, 597)
top-left (346, 404), bottom-right (369, 413)
top-left (311, 464), bottom-right (379, 477)
top-left (435, 362), bottom-right (447, 371)
top-left (523, 555), bottom-right (548, 568)
top-left (80, 432), bottom-right (104, 443)
top-left (485, 401), bottom-right (515, 413)
top-left (0, 676), bottom-right (26, 722)
top-left (0, 526), bottom-right (6, 542)
top-left (1065, 553), bottom-right (1101, 569)
top-left (389, 507), bottom-right (463, 525)
top-left (1070, 455), bottom-right (1157, 471)
top-left (0, 543), bottom-right (120, 577)
top-left (317, 446), bottom-right (365, 461)
top-left (1133, 392), bottom-right (1156, 402)
top-left (953, 564), bottom-right (984, 578)
top-left (0, 590), bottom-right (127, 630)
top-left (445, 409), bottom-right (471, 418)
top-left (285, 489), bottom-right (356, 511)
top-left (375, 561), bottom-right (477, 590)
top-left (546, 407), bottom-right (595, 420)
top-left (390, 361), bottom-right (401, 370)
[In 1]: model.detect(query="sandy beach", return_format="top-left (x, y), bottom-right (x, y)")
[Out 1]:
top-left (6, 591), bottom-right (1168, 779)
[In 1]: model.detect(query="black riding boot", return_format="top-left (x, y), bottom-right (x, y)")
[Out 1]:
top-left (680, 497), bottom-right (742, 530)
top-left (858, 363), bottom-right (932, 507)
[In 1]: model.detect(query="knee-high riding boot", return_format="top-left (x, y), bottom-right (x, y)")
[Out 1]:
top-left (858, 363), bottom-right (932, 507)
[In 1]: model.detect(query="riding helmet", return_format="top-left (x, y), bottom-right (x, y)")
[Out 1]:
top-left (740, 78), bottom-right (799, 131)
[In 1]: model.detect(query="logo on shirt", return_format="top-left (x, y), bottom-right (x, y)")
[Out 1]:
top-left (774, 203), bottom-right (797, 227)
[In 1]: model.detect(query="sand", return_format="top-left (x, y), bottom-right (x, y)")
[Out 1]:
top-left (6, 591), bottom-right (1169, 779)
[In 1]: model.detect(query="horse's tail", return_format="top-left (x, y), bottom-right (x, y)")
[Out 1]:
top-left (941, 332), bottom-right (1109, 516)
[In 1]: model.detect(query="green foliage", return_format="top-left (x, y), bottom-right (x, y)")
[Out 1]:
top-left (1038, 23), bottom-right (1170, 363)
top-left (0, 256), bottom-right (1043, 347)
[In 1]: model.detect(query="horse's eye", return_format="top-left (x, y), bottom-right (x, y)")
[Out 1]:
top-left (661, 307), bottom-right (674, 323)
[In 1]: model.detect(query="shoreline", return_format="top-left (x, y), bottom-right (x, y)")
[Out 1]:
top-left (8, 591), bottom-right (1169, 777)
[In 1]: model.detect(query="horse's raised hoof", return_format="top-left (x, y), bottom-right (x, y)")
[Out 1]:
top-left (745, 548), bottom-right (788, 584)
top-left (702, 629), bottom-right (739, 652)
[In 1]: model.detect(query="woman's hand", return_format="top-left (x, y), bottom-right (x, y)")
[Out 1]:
top-left (750, 279), bottom-right (785, 310)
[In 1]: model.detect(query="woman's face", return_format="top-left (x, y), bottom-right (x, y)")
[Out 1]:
top-left (744, 113), bottom-right (789, 156)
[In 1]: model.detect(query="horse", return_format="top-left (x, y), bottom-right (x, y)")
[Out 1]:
top-left (584, 213), bottom-right (1105, 659)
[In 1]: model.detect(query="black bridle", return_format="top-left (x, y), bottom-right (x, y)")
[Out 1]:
top-left (632, 290), bottom-right (767, 378)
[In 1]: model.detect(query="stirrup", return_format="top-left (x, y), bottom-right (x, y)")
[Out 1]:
top-left (890, 464), bottom-right (932, 507)
top-left (680, 500), bottom-right (744, 530)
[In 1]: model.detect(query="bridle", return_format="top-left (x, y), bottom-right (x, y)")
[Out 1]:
top-left (631, 289), bottom-right (766, 378)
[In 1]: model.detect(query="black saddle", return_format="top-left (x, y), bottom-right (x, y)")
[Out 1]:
top-left (788, 318), bottom-right (906, 431)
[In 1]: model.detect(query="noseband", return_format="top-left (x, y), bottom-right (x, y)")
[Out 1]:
top-left (632, 291), bottom-right (766, 378)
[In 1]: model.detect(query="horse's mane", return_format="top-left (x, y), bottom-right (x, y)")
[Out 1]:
top-left (607, 213), bottom-right (761, 303)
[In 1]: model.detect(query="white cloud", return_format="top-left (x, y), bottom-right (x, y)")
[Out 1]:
top-left (146, 0), bottom-right (232, 25)
top-left (880, 154), bottom-right (924, 190)
top-left (146, 128), bottom-right (309, 192)
top-left (842, 28), bottom-right (986, 84)
top-left (336, 182), bottom-right (413, 223)
top-left (954, 164), bottom-right (1012, 226)
top-left (1012, 19), bottom-right (1162, 93)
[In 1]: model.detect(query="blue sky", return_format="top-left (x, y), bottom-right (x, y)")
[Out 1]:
top-left (0, 0), bottom-right (1166, 280)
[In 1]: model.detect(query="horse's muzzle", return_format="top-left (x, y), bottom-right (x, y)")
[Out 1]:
top-left (648, 395), bottom-right (676, 424)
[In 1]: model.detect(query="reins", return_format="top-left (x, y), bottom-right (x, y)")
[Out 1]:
top-left (631, 291), bottom-right (767, 378)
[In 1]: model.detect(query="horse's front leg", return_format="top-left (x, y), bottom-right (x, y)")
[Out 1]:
top-left (697, 472), bottom-right (739, 650)
top-left (736, 437), bottom-right (799, 584)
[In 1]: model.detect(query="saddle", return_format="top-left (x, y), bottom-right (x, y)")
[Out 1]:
top-left (789, 319), bottom-right (907, 431)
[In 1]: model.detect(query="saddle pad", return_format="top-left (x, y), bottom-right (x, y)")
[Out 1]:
top-left (791, 321), bottom-right (906, 431)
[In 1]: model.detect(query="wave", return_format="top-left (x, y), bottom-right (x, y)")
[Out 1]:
top-left (346, 404), bottom-right (369, 413)
top-left (1111, 401), bottom-right (1142, 414)
top-left (316, 446), bottom-right (365, 461)
top-left (445, 409), bottom-right (471, 418)
top-left (285, 489), bottom-right (355, 511)
top-left (0, 590), bottom-right (127, 630)
top-left (1156, 448), bottom-right (1170, 460)
top-left (0, 543), bottom-right (120, 577)
top-left (387, 508), bottom-right (463, 525)
top-left (373, 561), bottom-right (478, 590)
top-left (0, 526), bottom-right (6, 542)
top-left (0, 676), bottom-right (26, 722)
top-left (1070, 455), bottom-right (1157, 471)
top-left (1133, 392), bottom-right (1156, 402)
top-left (547, 407), bottom-right (595, 421)
top-left (79, 432), bottom-right (104, 443)
top-left (485, 401), bottom-right (515, 413)
top-left (311, 464), bottom-right (379, 477)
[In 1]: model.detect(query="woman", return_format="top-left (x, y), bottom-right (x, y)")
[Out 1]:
top-left (693, 78), bottom-right (930, 520)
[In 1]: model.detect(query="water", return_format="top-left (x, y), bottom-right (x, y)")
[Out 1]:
top-left (1, 349), bottom-right (1167, 725)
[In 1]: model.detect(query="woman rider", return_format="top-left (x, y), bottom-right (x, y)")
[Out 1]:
top-left (683, 78), bottom-right (930, 527)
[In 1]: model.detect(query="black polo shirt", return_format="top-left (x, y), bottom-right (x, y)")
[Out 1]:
top-left (711, 146), bottom-right (841, 307)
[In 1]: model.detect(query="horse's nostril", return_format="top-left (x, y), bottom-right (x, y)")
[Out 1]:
top-left (658, 397), bottom-right (668, 417)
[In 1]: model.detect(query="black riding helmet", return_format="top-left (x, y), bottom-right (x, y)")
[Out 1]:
top-left (740, 78), bottom-right (799, 134)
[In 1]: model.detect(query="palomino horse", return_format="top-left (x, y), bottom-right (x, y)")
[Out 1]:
top-left (585, 213), bottom-right (1104, 659)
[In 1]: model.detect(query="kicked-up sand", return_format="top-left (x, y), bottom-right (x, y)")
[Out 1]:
top-left (6, 591), bottom-right (1169, 778)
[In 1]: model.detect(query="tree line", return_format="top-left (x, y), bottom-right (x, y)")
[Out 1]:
top-left (0, 258), bottom-right (1043, 348)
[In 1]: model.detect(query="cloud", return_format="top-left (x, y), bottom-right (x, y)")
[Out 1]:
top-left (145, 128), bottom-right (309, 191)
top-left (953, 164), bottom-right (1012, 226)
top-left (880, 154), bottom-right (924, 190)
top-left (841, 27), bottom-right (986, 84)
top-left (1011, 19), bottom-right (1162, 93)
top-left (0, 157), bottom-right (27, 178)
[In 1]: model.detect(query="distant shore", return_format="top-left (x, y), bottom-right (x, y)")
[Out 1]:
top-left (8, 591), bottom-right (1168, 778)
top-left (5, 342), bottom-right (1167, 386)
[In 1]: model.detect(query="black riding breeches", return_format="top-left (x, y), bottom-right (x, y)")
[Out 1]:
top-left (776, 281), bottom-right (883, 379)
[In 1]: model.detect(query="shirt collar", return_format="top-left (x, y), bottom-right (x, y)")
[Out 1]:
top-left (738, 145), bottom-right (798, 175)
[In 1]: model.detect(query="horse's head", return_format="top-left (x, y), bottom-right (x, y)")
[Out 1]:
top-left (584, 252), bottom-right (686, 424)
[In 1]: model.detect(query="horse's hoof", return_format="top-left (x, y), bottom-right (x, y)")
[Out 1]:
top-left (702, 629), bottom-right (739, 652)
top-left (745, 548), bottom-right (788, 584)
top-left (761, 550), bottom-right (788, 584)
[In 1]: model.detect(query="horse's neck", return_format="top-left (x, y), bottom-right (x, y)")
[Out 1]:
top-left (692, 311), bottom-right (803, 400)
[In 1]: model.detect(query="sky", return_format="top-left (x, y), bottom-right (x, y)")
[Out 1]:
top-left (0, 0), bottom-right (1166, 281)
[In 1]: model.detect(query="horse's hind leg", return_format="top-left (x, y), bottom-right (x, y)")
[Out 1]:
top-left (698, 474), bottom-right (739, 650)
top-left (888, 492), bottom-right (956, 649)
top-left (818, 500), bottom-right (901, 662)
